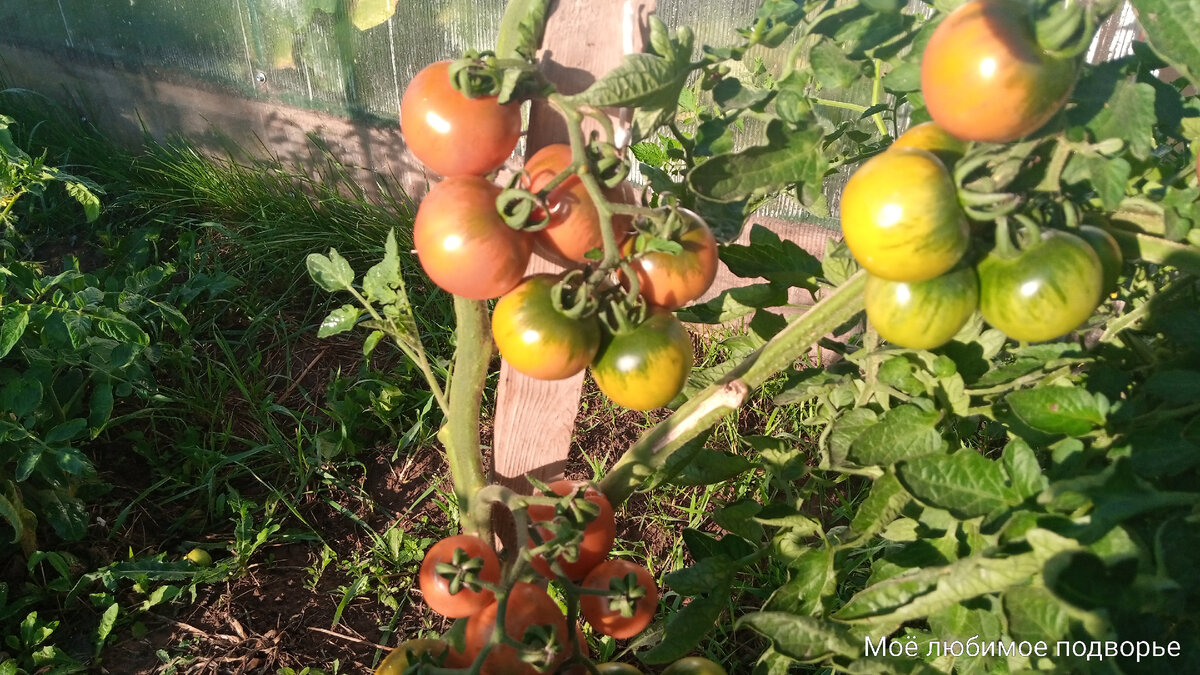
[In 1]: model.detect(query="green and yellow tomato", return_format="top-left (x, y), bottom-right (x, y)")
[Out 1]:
top-left (1077, 224), bottom-right (1123, 294)
top-left (592, 312), bottom-right (693, 411)
top-left (661, 657), bottom-right (727, 675)
top-left (840, 147), bottom-right (969, 282)
top-left (977, 230), bottom-right (1103, 342)
top-left (921, 0), bottom-right (1077, 143)
top-left (865, 267), bottom-right (979, 350)
top-left (492, 275), bottom-right (601, 381)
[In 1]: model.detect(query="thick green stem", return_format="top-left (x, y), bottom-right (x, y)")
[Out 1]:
top-left (599, 271), bottom-right (868, 505)
top-left (870, 60), bottom-right (887, 137)
top-left (1103, 223), bottom-right (1200, 277)
top-left (444, 296), bottom-right (492, 538)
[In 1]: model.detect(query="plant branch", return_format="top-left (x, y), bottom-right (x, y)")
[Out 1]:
top-left (600, 271), bottom-right (868, 505)
top-left (443, 296), bottom-right (492, 538)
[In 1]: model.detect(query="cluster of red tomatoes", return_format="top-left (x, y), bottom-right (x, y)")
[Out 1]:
top-left (845, 0), bottom-right (1122, 350)
top-left (373, 481), bottom-right (717, 674)
top-left (400, 60), bottom-right (720, 411)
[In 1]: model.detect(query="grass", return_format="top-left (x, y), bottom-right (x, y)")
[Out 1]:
top-left (0, 86), bottom-right (872, 675)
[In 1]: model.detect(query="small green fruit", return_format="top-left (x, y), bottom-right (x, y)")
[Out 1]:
top-left (185, 548), bottom-right (213, 567)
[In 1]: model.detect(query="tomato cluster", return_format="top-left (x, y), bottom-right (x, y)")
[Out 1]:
top-left (382, 480), bottom-right (661, 674)
top-left (846, 0), bottom-right (1122, 350)
top-left (402, 60), bottom-right (719, 411)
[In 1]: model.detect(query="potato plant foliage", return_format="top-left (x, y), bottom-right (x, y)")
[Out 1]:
top-left (307, 0), bottom-right (1200, 672)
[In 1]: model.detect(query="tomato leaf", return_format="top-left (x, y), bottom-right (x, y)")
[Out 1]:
top-left (1128, 0), bottom-right (1200, 89)
top-left (846, 472), bottom-right (911, 543)
top-left (363, 231), bottom-right (418, 340)
top-left (848, 404), bottom-right (947, 466)
top-left (675, 283), bottom-right (789, 324)
top-left (318, 305), bottom-right (361, 338)
top-left (0, 306), bottom-right (29, 360)
top-left (666, 447), bottom-right (754, 487)
top-left (810, 39), bottom-right (864, 91)
top-left (1005, 386), bottom-right (1107, 437)
top-left (495, 0), bottom-right (552, 60)
top-left (765, 547), bottom-right (836, 616)
top-left (711, 78), bottom-right (771, 111)
top-left (1001, 438), bottom-right (1047, 501)
top-left (1003, 586), bottom-right (1070, 644)
top-left (636, 590), bottom-right (727, 664)
top-left (736, 613), bottom-right (858, 663)
top-left (718, 224), bottom-right (823, 291)
top-left (687, 119), bottom-right (827, 203)
top-left (663, 556), bottom-right (737, 596)
top-left (898, 451), bottom-right (1017, 519)
top-left (306, 250), bottom-right (355, 292)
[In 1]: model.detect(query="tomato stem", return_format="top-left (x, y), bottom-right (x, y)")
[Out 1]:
top-left (870, 59), bottom-right (888, 137)
top-left (599, 271), bottom-right (868, 505)
top-left (444, 296), bottom-right (493, 539)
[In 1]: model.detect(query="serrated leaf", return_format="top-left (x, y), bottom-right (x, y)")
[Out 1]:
top-left (766, 547), bottom-right (835, 616)
top-left (848, 404), bottom-right (947, 466)
top-left (674, 283), bottom-right (788, 323)
top-left (810, 40), bottom-right (863, 91)
top-left (495, 0), bottom-right (552, 59)
top-left (847, 472), bottom-right (911, 542)
top-left (0, 307), bottom-right (29, 359)
top-left (318, 305), bottom-right (361, 338)
top-left (636, 590), bottom-right (726, 664)
top-left (306, 250), bottom-right (355, 292)
top-left (897, 451), bottom-right (1016, 518)
top-left (828, 407), bottom-right (879, 467)
top-left (663, 556), bottom-right (737, 596)
top-left (712, 78), bottom-right (772, 110)
top-left (1129, 0), bottom-right (1200, 90)
top-left (1079, 154), bottom-right (1131, 209)
top-left (1004, 585), bottom-right (1070, 643)
top-left (1006, 386), bottom-right (1106, 436)
top-left (688, 120), bottom-right (826, 203)
top-left (713, 500), bottom-right (764, 541)
top-left (1001, 437), bottom-right (1047, 501)
top-left (631, 140), bottom-right (670, 168)
top-left (667, 448), bottom-right (754, 486)
top-left (719, 224), bottom-right (822, 290)
top-left (737, 613), bottom-right (858, 663)
top-left (568, 17), bottom-right (693, 113)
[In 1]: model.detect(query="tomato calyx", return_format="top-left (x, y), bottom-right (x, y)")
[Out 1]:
top-left (434, 546), bottom-right (498, 596)
top-left (551, 269), bottom-right (600, 321)
top-left (523, 480), bottom-right (603, 569)
top-left (591, 571), bottom-right (649, 619)
top-left (1026, 0), bottom-right (1097, 58)
top-left (448, 51), bottom-right (551, 103)
top-left (498, 183), bottom-right (553, 232)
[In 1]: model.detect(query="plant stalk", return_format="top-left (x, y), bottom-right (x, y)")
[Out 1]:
top-left (599, 271), bottom-right (868, 505)
top-left (444, 296), bottom-right (493, 538)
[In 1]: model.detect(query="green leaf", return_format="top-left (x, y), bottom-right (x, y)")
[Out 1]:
top-left (306, 250), bottom-right (355, 292)
top-left (1006, 386), bottom-right (1107, 436)
top-left (0, 491), bottom-right (25, 544)
top-left (713, 500), bottom-right (764, 542)
top-left (64, 181), bottom-right (101, 223)
top-left (349, 0), bottom-right (396, 30)
top-left (1001, 438), bottom-right (1047, 501)
top-left (810, 39), bottom-right (863, 91)
top-left (636, 591), bottom-right (726, 664)
top-left (88, 377), bottom-right (114, 433)
top-left (40, 491), bottom-right (88, 541)
top-left (318, 305), bottom-right (361, 338)
top-left (96, 602), bottom-right (119, 646)
top-left (674, 283), bottom-right (788, 324)
top-left (736, 613), bottom-right (858, 663)
top-left (363, 330), bottom-right (384, 357)
top-left (495, 0), bottom-right (552, 59)
top-left (847, 472), bottom-right (911, 542)
top-left (1144, 369), bottom-right (1200, 404)
top-left (663, 556), bottom-right (737, 596)
top-left (765, 546), bottom-right (835, 616)
top-left (631, 140), bottom-right (670, 168)
top-left (15, 448), bottom-right (42, 482)
top-left (1078, 154), bottom-right (1131, 209)
top-left (363, 231), bottom-right (418, 336)
top-left (897, 451), bottom-right (1016, 519)
top-left (45, 418), bottom-right (87, 445)
top-left (1128, 0), bottom-right (1200, 90)
top-left (848, 404), bottom-right (947, 466)
top-left (711, 78), bottom-right (771, 110)
top-left (827, 407), bottom-right (879, 467)
top-left (0, 306), bottom-right (29, 359)
top-left (687, 120), bottom-right (827, 203)
top-left (1, 375), bottom-right (42, 417)
top-left (718, 224), bottom-right (822, 290)
top-left (1003, 586), bottom-right (1070, 643)
top-left (1086, 80), bottom-right (1158, 160)
top-left (667, 448), bottom-right (754, 486)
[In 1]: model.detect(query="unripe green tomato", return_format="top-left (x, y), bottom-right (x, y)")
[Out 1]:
top-left (492, 274), bottom-right (602, 381)
top-left (591, 312), bottom-right (693, 411)
top-left (840, 147), bottom-right (969, 282)
top-left (865, 267), bottom-right (979, 350)
top-left (977, 230), bottom-right (1103, 342)
top-left (595, 663), bottom-right (644, 675)
top-left (662, 657), bottom-right (727, 675)
top-left (185, 548), bottom-right (212, 567)
top-left (1076, 225), bottom-right (1123, 294)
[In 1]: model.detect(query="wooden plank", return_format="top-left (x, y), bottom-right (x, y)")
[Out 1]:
top-left (490, 0), bottom-right (656, 493)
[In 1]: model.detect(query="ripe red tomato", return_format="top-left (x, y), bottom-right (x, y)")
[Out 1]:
top-left (492, 275), bottom-right (602, 381)
top-left (522, 144), bottom-right (632, 265)
top-left (864, 267), bottom-right (979, 350)
top-left (591, 311), bottom-right (693, 411)
top-left (921, 0), bottom-right (1077, 143)
top-left (661, 657), bottom-right (727, 675)
top-left (400, 61), bottom-right (522, 177)
top-left (622, 212), bottom-right (719, 311)
top-left (526, 480), bottom-right (616, 580)
top-left (977, 229), bottom-right (1103, 342)
top-left (418, 535), bottom-right (501, 618)
top-left (465, 582), bottom-right (568, 675)
top-left (840, 147), bottom-right (969, 283)
top-left (413, 176), bottom-right (531, 300)
top-left (891, 121), bottom-right (968, 168)
top-left (579, 560), bottom-right (659, 639)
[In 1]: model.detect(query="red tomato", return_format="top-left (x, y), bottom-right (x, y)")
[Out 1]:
top-left (465, 582), bottom-right (568, 675)
top-left (492, 275), bottom-right (602, 381)
top-left (526, 480), bottom-right (616, 581)
top-left (579, 560), bottom-right (659, 639)
top-left (418, 535), bottom-right (501, 618)
top-left (400, 61), bottom-right (522, 177)
top-left (921, 0), bottom-right (1077, 142)
top-left (522, 144), bottom-right (632, 265)
top-left (413, 175), bottom-right (531, 300)
top-left (622, 212), bottom-right (719, 310)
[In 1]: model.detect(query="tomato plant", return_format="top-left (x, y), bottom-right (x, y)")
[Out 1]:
top-left (864, 267), bottom-right (979, 350)
top-left (621, 211), bottom-right (719, 310)
top-left (418, 535), bottom-right (501, 618)
top-left (591, 311), bottom-right (693, 411)
top-left (465, 582), bottom-right (569, 675)
top-left (840, 147), bottom-right (969, 282)
top-left (921, 0), bottom-right (1078, 142)
top-left (978, 228), bottom-right (1103, 342)
top-left (400, 60), bottom-right (523, 177)
top-left (523, 143), bottom-right (632, 265)
top-left (525, 480), bottom-right (616, 580)
top-left (492, 274), bottom-right (601, 381)
top-left (579, 559), bottom-right (659, 639)
top-left (412, 175), bottom-right (532, 300)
